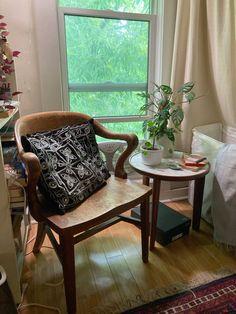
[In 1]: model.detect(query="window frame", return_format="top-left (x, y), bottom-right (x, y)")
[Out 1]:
top-left (58, 7), bottom-right (157, 123)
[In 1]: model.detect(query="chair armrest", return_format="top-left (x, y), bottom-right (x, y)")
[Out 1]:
top-left (20, 151), bottom-right (44, 221)
top-left (93, 119), bottom-right (138, 178)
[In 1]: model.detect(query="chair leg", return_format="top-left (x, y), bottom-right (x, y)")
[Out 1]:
top-left (60, 233), bottom-right (76, 314)
top-left (33, 222), bottom-right (46, 253)
top-left (140, 197), bottom-right (149, 263)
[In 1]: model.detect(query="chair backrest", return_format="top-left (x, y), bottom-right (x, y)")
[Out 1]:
top-left (15, 111), bottom-right (92, 139)
top-left (15, 111), bottom-right (138, 176)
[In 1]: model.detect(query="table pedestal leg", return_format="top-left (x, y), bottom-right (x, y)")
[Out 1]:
top-left (143, 175), bottom-right (150, 186)
top-left (150, 179), bottom-right (161, 250)
top-left (192, 176), bottom-right (206, 230)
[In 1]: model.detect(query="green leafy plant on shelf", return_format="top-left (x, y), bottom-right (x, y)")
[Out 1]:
top-left (138, 82), bottom-right (196, 151)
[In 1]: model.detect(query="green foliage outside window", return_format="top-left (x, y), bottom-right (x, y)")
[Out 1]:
top-left (59, 0), bottom-right (150, 138)
top-left (59, 0), bottom-right (150, 14)
top-left (65, 16), bottom-right (148, 85)
top-left (70, 91), bottom-right (142, 117)
top-left (96, 121), bottom-right (144, 142)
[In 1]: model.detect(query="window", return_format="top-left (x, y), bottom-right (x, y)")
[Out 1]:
top-left (58, 0), bottom-right (150, 13)
top-left (58, 1), bottom-right (157, 138)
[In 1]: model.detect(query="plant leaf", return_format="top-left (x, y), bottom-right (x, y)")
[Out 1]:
top-left (142, 120), bottom-right (148, 134)
top-left (0, 23), bottom-right (6, 30)
top-left (166, 128), bottom-right (176, 143)
top-left (153, 83), bottom-right (161, 91)
top-left (185, 91), bottom-right (196, 102)
top-left (147, 120), bottom-right (155, 128)
top-left (177, 82), bottom-right (194, 93)
top-left (144, 141), bottom-right (153, 149)
top-left (160, 85), bottom-right (172, 95)
top-left (137, 92), bottom-right (149, 98)
top-left (171, 107), bottom-right (184, 128)
top-left (12, 91), bottom-right (22, 96)
top-left (1, 30), bottom-right (9, 37)
top-left (139, 103), bottom-right (149, 112)
top-left (12, 51), bottom-right (21, 57)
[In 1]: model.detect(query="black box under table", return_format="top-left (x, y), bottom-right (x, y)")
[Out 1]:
top-left (131, 202), bottom-right (191, 246)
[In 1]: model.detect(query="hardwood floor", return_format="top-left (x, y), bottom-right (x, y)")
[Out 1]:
top-left (19, 200), bottom-right (236, 314)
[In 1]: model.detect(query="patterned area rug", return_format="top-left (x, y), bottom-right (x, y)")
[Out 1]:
top-left (122, 274), bottom-right (236, 313)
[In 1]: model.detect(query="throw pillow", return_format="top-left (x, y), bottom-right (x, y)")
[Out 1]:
top-left (21, 119), bottom-right (110, 214)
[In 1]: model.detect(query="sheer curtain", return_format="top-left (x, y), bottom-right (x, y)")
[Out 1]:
top-left (168, 0), bottom-right (236, 152)
top-left (206, 0), bottom-right (236, 127)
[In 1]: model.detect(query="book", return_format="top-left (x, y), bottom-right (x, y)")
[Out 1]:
top-left (184, 159), bottom-right (206, 167)
top-left (10, 195), bottom-right (25, 203)
top-left (8, 184), bottom-right (24, 197)
top-left (183, 154), bottom-right (208, 168)
top-left (4, 161), bottom-right (27, 187)
top-left (10, 201), bottom-right (25, 209)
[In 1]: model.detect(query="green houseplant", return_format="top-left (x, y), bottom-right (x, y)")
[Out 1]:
top-left (138, 82), bottom-right (196, 165)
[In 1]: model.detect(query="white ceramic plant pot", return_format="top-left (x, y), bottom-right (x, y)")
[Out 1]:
top-left (140, 145), bottom-right (164, 166)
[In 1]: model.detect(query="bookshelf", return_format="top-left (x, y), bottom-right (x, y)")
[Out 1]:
top-left (0, 102), bottom-right (29, 304)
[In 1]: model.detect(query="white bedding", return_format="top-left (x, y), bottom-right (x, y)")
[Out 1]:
top-left (191, 123), bottom-right (236, 246)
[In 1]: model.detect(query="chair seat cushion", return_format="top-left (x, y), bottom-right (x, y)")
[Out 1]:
top-left (21, 119), bottom-right (110, 214)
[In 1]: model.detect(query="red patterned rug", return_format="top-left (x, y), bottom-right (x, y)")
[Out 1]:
top-left (122, 274), bottom-right (236, 313)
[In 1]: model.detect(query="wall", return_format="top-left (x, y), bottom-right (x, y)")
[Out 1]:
top-left (0, 0), bottom-right (63, 116)
top-left (0, 0), bottom-right (41, 115)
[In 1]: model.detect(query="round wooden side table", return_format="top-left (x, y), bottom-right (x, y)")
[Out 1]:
top-left (129, 153), bottom-right (210, 250)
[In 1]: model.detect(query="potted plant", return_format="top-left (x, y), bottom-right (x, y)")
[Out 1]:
top-left (0, 15), bottom-right (21, 103)
top-left (138, 82), bottom-right (196, 165)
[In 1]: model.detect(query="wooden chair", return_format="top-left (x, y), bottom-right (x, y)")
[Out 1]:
top-left (14, 111), bottom-right (152, 314)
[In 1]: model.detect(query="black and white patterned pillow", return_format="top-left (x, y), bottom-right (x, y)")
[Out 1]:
top-left (22, 120), bottom-right (110, 214)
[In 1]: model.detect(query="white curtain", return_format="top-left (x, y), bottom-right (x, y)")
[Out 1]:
top-left (206, 0), bottom-right (236, 126)
top-left (168, 0), bottom-right (236, 152)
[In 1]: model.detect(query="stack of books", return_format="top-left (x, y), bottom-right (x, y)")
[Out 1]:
top-left (8, 185), bottom-right (25, 212)
top-left (182, 154), bottom-right (208, 170)
top-left (4, 161), bottom-right (27, 212)
top-left (4, 161), bottom-right (30, 258)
